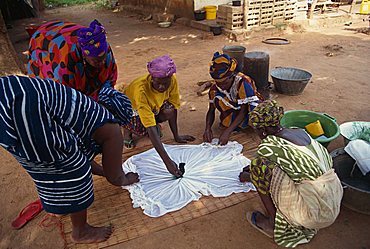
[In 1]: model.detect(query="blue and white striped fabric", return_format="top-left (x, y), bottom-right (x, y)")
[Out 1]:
top-left (0, 75), bottom-right (118, 214)
top-left (98, 85), bottom-right (133, 126)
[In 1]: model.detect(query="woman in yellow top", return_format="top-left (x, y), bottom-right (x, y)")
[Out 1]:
top-left (124, 55), bottom-right (195, 177)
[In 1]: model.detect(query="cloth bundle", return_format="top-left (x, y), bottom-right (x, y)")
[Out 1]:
top-left (345, 139), bottom-right (370, 175)
top-left (270, 167), bottom-right (343, 230)
top-left (122, 141), bottom-right (255, 217)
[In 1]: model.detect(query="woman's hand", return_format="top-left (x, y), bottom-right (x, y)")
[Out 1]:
top-left (239, 171), bottom-right (251, 183)
top-left (203, 129), bottom-right (213, 143)
top-left (218, 131), bottom-right (230, 146)
top-left (175, 135), bottom-right (196, 143)
top-left (122, 172), bottom-right (140, 186)
top-left (165, 160), bottom-right (183, 177)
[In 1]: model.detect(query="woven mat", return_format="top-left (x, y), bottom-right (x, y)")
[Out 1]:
top-left (61, 130), bottom-right (260, 249)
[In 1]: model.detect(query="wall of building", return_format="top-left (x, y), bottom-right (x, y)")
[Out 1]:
top-left (119, 0), bottom-right (235, 19)
top-left (194, 0), bottom-right (231, 11)
top-left (119, 0), bottom-right (194, 19)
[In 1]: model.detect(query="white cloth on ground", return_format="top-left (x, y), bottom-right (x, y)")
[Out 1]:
top-left (122, 141), bottom-right (255, 217)
top-left (344, 139), bottom-right (370, 175)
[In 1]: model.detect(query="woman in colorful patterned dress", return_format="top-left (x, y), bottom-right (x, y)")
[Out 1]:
top-left (27, 20), bottom-right (132, 128)
top-left (123, 55), bottom-right (195, 177)
top-left (239, 100), bottom-right (343, 247)
top-left (203, 52), bottom-right (264, 145)
top-left (0, 75), bottom-right (139, 243)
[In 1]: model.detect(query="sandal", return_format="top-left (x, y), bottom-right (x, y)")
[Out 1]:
top-left (123, 139), bottom-right (135, 149)
top-left (11, 199), bottom-right (43, 229)
top-left (246, 211), bottom-right (274, 238)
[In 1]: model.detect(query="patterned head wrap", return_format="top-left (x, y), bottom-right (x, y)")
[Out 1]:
top-left (249, 100), bottom-right (284, 129)
top-left (78, 19), bottom-right (108, 57)
top-left (209, 52), bottom-right (237, 80)
top-left (147, 55), bottom-right (177, 78)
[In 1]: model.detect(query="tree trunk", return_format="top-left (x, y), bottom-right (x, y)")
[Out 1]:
top-left (349, 0), bottom-right (357, 13)
top-left (0, 12), bottom-right (25, 75)
top-left (243, 0), bottom-right (249, 29)
top-left (31, 0), bottom-right (40, 17)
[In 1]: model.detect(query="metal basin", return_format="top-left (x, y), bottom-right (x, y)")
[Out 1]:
top-left (271, 67), bottom-right (312, 95)
top-left (331, 148), bottom-right (370, 215)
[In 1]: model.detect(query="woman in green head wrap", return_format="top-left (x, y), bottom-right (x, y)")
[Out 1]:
top-left (239, 100), bottom-right (343, 248)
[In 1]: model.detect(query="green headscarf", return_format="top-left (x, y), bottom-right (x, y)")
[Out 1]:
top-left (249, 100), bottom-right (284, 129)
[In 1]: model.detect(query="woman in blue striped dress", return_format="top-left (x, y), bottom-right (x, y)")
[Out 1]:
top-left (0, 75), bottom-right (139, 243)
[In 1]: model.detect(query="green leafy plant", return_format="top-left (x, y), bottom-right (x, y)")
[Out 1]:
top-left (350, 122), bottom-right (370, 143)
top-left (95, 0), bottom-right (112, 9)
top-left (45, 0), bottom-right (113, 9)
top-left (45, 0), bottom-right (95, 7)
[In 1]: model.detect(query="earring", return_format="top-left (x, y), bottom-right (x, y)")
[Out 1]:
top-left (262, 131), bottom-right (267, 136)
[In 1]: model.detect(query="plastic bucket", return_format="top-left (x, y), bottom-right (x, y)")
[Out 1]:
top-left (204, 5), bottom-right (217, 20)
top-left (194, 10), bottom-right (206, 21)
top-left (280, 110), bottom-right (340, 147)
top-left (339, 121), bottom-right (370, 145)
top-left (222, 45), bottom-right (246, 72)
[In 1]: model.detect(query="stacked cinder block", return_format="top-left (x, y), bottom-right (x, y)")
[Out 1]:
top-left (217, 4), bottom-right (245, 30)
top-left (285, 0), bottom-right (297, 20)
top-left (245, 0), bottom-right (261, 28)
top-left (216, 0), bottom-right (298, 30)
top-left (295, 0), bottom-right (308, 19)
top-left (272, 0), bottom-right (286, 24)
top-left (259, 0), bottom-right (274, 26)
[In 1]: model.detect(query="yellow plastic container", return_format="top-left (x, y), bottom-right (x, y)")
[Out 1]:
top-left (305, 120), bottom-right (325, 138)
top-left (204, 5), bottom-right (217, 20)
top-left (359, 0), bottom-right (369, 14)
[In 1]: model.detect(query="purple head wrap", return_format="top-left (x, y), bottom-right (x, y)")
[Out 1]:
top-left (78, 19), bottom-right (108, 57)
top-left (147, 55), bottom-right (177, 78)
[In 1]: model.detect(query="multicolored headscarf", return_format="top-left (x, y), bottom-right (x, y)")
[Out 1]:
top-left (249, 100), bottom-right (284, 129)
top-left (78, 19), bottom-right (108, 57)
top-left (209, 52), bottom-right (237, 80)
top-left (147, 55), bottom-right (177, 78)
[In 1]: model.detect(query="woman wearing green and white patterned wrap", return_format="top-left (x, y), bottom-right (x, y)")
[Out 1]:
top-left (239, 100), bottom-right (343, 247)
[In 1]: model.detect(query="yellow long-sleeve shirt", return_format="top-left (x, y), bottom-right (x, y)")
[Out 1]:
top-left (124, 74), bottom-right (180, 128)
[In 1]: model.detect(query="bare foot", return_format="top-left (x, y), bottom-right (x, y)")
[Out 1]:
top-left (71, 224), bottom-right (113, 244)
top-left (122, 172), bottom-right (139, 186)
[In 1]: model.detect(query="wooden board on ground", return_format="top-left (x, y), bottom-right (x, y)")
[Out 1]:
top-left (61, 130), bottom-right (260, 249)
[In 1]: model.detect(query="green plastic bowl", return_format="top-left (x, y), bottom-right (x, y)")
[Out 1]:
top-left (280, 110), bottom-right (340, 147)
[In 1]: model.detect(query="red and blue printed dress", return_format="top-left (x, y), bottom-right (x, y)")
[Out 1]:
top-left (27, 21), bottom-right (117, 101)
top-left (208, 72), bottom-right (263, 129)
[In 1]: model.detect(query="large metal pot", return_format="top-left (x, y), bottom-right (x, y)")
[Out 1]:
top-left (331, 148), bottom-right (370, 215)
